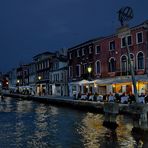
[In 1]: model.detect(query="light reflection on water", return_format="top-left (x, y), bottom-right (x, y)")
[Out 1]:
top-left (0, 97), bottom-right (148, 147)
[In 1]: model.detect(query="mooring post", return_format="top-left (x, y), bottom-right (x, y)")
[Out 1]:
top-left (130, 104), bottom-right (148, 130)
top-left (103, 102), bottom-right (119, 128)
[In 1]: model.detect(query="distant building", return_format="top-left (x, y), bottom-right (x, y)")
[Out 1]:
top-left (28, 62), bottom-right (36, 92)
top-left (8, 68), bottom-right (17, 88)
top-left (0, 72), bottom-right (3, 91)
top-left (1, 73), bottom-right (9, 90)
top-left (16, 64), bottom-right (29, 86)
top-left (33, 52), bottom-right (55, 95)
top-left (49, 49), bottom-right (68, 96)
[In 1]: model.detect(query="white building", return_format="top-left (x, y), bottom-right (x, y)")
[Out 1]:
top-left (8, 68), bottom-right (17, 88)
top-left (49, 50), bottom-right (68, 96)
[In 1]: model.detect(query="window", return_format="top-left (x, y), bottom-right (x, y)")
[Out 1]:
top-left (121, 35), bottom-right (132, 48)
top-left (137, 52), bottom-right (144, 69)
top-left (89, 46), bottom-right (93, 54)
top-left (47, 60), bottom-right (50, 68)
top-left (69, 53), bottom-right (72, 59)
top-left (121, 55), bottom-right (128, 72)
top-left (127, 35), bottom-right (132, 45)
top-left (77, 49), bottom-right (80, 57)
top-left (76, 65), bottom-right (81, 77)
top-left (96, 61), bottom-right (101, 74)
top-left (57, 74), bottom-right (59, 81)
top-left (109, 58), bottom-right (116, 72)
top-left (82, 63), bottom-right (87, 74)
top-left (121, 37), bottom-right (126, 47)
top-left (95, 45), bottom-right (101, 54)
top-left (69, 66), bottom-right (73, 78)
top-left (109, 41), bottom-right (115, 50)
top-left (136, 32), bottom-right (143, 44)
top-left (82, 48), bottom-right (85, 56)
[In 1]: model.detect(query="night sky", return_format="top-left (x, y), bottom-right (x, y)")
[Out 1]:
top-left (0, 0), bottom-right (147, 72)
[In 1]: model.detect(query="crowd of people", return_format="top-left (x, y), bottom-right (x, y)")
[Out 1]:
top-left (75, 91), bottom-right (148, 104)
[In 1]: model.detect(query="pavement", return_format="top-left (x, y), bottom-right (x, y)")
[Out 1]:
top-left (32, 95), bottom-right (74, 100)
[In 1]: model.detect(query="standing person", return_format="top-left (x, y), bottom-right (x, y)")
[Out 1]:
top-left (128, 92), bottom-right (136, 104)
top-left (77, 91), bottom-right (81, 100)
top-left (145, 92), bottom-right (148, 103)
top-left (114, 92), bottom-right (120, 103)
top-left (138, 93), bottom-right (145, 104)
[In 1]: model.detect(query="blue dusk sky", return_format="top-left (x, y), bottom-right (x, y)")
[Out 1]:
top-left (0, 0), bottom-right (147, 72)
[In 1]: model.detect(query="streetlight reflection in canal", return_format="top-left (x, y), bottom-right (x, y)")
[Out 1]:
top-left (0, 97), bottom-right (148, 147)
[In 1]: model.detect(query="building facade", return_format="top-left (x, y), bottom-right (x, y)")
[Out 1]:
top-left (49, 50), bottom-right (68, 96)
top-left (8, 68), bottom-right (17, 88)
top-left (28, 62), bottom-right (36, 93)
top-left (33, 52), bottom-right (55, 95)
top-left (16, 64), bottom-right (29, 86)
top-left (68, 20), bottom-right (148, 96)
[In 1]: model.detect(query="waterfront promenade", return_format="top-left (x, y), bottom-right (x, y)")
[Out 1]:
top-left (2, 93), bottom-right (131, 114)
top-left (2, 92), bottom-right (148, 132)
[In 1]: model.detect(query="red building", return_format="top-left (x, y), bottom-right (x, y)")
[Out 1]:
top-left (68, 20), bottom-right (148, 96)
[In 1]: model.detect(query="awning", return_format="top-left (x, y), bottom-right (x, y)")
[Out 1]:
top-left (95, 75), bottom-right (148, 85)
top-left (95, 78), bottom-right (117, 85)
top-left (70, 79), bottom-right (95, 85)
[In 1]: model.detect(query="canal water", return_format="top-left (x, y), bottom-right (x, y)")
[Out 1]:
top-left (0, 97), bottom-right (148, 148)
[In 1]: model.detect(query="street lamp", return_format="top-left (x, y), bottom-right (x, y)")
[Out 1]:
top-left (38, 76), bottom-right (41, 80)
top-left (17, 80), bottom-right (20, 83)
top-left (87, 66), bottom-right (92, 80)
top-left (88, 66), bottom-right (92, 73)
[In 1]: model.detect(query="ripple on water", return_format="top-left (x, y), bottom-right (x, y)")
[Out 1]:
top-left (0, 97), bottom-right (148, 147)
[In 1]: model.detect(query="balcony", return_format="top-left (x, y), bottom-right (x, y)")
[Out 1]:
top-left (108, 72), bottom-right (116, 77)
top-left (136, 69), bottom-right (145, 75)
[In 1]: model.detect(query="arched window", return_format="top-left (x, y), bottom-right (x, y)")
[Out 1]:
top-left (121, 55), bottom-right (128, 72)
top-left (137, 52), bottom-right (144, 69)
top-left (95, 61), bottom-right (101, 74)
top-left (109, 58), bottom-right (116, 72)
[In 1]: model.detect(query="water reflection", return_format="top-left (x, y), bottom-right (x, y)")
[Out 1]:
top-left (78, 112), bottom-right (141, 148)
top-left (1, 97), bottom-right (148, 147)
top-left (16, 100), bottom-right (33, 113)
top-left (27, 104), bottom-right (61, 147)
top-left (78, 113), bottom-right (119, 148)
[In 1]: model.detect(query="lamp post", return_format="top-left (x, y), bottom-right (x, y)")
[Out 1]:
top-left (125, 34), bottom-right (138, 102)
top-left (118, 7), bottom-right (138, 102)
top-left (87, 66), bottom-right (92, 93)
top-left (38, 76), bottom-right (42, 96)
